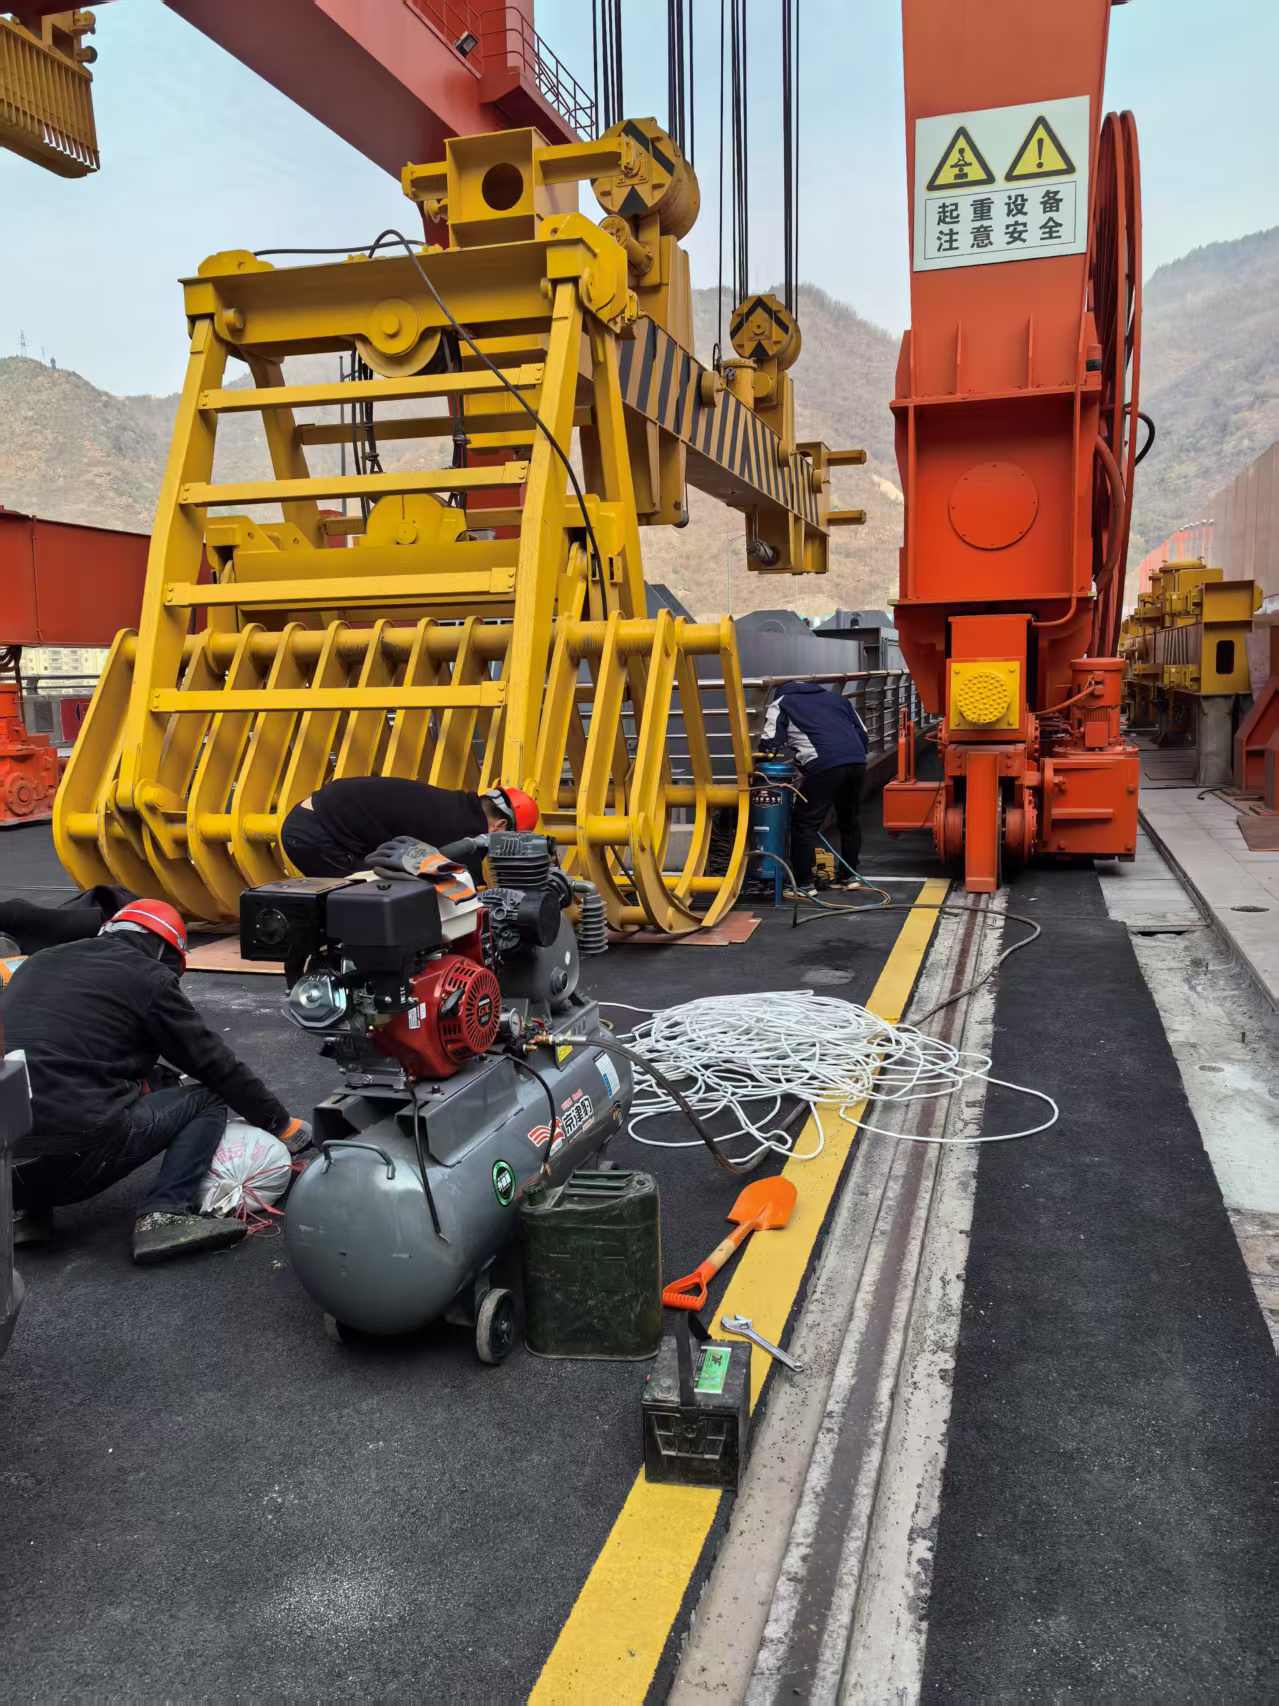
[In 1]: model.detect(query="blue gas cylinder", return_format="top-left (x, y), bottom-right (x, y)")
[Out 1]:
top-left (749, 759), bottom-right (797, 903)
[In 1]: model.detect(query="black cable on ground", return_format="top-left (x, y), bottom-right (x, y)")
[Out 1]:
top-left (790, 893), bottom-right (1042, 1025)
top-left (252, 232), bottom-right (605, 577)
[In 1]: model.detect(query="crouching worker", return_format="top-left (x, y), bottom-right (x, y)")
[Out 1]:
top-left (0, 900), bottom-right (310, 1265)
top-left (761, 680), bottom-right (871, 900)
top-left (280, 777), bottom-right (539, 880)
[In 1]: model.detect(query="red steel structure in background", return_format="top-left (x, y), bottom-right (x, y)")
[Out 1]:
top-left (884, 0), bottom-right (1143, 891)
top-left (0, 509), bottom-right (149, 826)
top-left (164, 0), bottom-right (588, 179)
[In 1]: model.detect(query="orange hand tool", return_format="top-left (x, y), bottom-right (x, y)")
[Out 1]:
top-left (662, 1176), bottom-right (798, 1311)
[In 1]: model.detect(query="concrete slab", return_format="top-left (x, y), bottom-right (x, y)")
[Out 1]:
top-left (1141, 791), bottom-right (1279, 1013)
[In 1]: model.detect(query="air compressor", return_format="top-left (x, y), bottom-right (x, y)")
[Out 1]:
top-left (239, 833), bottom-right (631, 1362)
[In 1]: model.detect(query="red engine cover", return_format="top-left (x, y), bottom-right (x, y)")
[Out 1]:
top-left (372, 954), bottom-right (501, 1080)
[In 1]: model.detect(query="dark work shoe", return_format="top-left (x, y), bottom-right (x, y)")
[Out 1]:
top-left (13, 1208), bottom-right (54, 1248)
top-left (131, 1211), bottom-right (247, 1266)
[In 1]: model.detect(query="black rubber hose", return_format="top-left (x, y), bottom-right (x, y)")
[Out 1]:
top-left (500, 1052), bottom-right (561, 1176)
top-left (1135, 410), bottom-right (1156, 467)
top-left (791, 895), bottom-right (1042, 1023)
top-left (573, 1035), bottom-right (753, 1177)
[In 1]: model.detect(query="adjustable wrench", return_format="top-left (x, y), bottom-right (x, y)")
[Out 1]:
top-left (720, 1314), bottom-right (805, 1373)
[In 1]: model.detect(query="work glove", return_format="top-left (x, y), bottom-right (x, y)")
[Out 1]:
top-left (365, 836), bottom-right (436, 877)
top-left (279, 1116), bottom-right (314, 1156)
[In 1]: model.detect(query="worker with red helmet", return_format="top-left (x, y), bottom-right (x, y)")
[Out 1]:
top-left (279, 777), bottom-right (539, 880)
top-left (1, 900), bottom-right (310, 1265)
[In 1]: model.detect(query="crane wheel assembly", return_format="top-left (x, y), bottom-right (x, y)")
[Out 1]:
top-left (53, 121), bottom-right (859, 932)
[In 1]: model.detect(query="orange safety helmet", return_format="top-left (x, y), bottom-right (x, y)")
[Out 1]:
top-left (484, 786), bottom-right (539, 833)
top-left (101, 899), bottom-right (189, 970)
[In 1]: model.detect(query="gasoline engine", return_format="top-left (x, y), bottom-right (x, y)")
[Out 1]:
top-left (239, 833), bottom-right (630, 1362)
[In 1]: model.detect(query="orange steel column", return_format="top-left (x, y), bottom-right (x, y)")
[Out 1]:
top-left (883, 0), bottom-right (1140, 889)
top-left (962, 750), bottom-right (1001, 894)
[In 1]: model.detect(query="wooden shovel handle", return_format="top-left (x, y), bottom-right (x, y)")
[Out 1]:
top-left (661, 1213), bottom-right (762, 1311)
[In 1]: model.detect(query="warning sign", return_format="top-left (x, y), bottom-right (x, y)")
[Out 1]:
top-left (913, 95), bottom-right (1090, 274)
top-left (926, 125), bottom-right (994, 192)
top-left (1006, 115), bottom-right (1075, 182)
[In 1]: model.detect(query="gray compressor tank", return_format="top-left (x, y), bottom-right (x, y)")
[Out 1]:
top-left (287, 1015), bottom-right (631, 1340)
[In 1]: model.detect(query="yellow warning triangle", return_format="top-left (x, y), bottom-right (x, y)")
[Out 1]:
top-left (925, 125), bottom-right (994, 192)
top-left (1006, 115), bottom-right (1076, 182)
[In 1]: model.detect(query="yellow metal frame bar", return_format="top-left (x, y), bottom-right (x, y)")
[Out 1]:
top-left (55, 205), bottom-right (826, 930)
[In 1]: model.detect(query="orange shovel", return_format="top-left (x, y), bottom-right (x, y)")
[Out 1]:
top-left (662, 1176), bottom-right (798, 1311)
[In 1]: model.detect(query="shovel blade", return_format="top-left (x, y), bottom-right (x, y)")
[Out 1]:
top-left (727, 1175), bottom-right (797, 1231)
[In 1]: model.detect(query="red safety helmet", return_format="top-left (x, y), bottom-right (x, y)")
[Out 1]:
top-left (101, 899), bottom-right (189, 969)
top-left (485, 786), bottom-right (539, 833)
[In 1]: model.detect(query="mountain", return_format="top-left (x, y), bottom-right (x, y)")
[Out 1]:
top-left (0, 284), bottom-right (902, 622)
top-left (1127, 227), bottom-right (1279, 566)
top-left (2, 227), bottom-right (1276, 620)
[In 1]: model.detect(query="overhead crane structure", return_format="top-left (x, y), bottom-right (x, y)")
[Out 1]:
top-left (884, 0), bottom-right (1145, 892)
top-left (7, 5), bottom-right (860, 931)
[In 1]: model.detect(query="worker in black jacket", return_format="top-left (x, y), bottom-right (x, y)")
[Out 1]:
top-left (2, 900), bottom-right (309, 1265)
top-left (761, 680), bottom-right (871, 898)
top-left (279, 777), bottom-right (539, 879)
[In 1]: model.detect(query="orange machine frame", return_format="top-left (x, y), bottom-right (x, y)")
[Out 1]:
top-left (0, 507), bottom-right (149, 827)
top-left (883, 0), bottom-right (1141, 891)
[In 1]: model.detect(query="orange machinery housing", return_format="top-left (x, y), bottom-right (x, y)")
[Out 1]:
top-left (0, 508), bottom-right (148, 827)
top-left (883, 0), bottom-right (1142, 892)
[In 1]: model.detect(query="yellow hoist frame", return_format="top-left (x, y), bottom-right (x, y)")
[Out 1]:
top-left (55, 120), bottom-right (862, 933)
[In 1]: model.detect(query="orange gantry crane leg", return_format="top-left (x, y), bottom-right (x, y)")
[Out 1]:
top-left (883, 0), bottom-right (1142, 891)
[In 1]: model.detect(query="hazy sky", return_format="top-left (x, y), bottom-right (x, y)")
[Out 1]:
top-left (3, 0), bottom-right (1275, 395)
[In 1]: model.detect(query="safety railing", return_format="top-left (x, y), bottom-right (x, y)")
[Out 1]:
top-left (403, 1), bottom-right (595, 137)
top-left (675, 671), bottom-right (924, 781)
top-left (572, 669), bottom-right (925, 785)
top-left (481, 7), bottom-right (596, 136)
top-left (0, 13), bottom-right (98, 177)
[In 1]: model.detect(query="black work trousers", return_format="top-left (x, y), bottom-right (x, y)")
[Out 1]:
top-left (791, 762), bottom-right (867, 884)
top-left (14, 1085), bottom-right (229, 1218)
top-left (280, 804), bottom-right (355, 878)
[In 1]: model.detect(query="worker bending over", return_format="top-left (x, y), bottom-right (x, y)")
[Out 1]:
top-left (2, 900), bottom-right (309, 1265)
top-left (280, 778), bottom-right (539, 879)
top-left (762, 681), bottom-right (870, 899)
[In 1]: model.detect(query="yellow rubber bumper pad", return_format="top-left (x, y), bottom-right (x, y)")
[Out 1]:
top-left (530, 879), bottom-right (950, 1703)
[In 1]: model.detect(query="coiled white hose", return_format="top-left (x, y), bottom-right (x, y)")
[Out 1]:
top-left (607, 991), bottom-right (1058, 1167)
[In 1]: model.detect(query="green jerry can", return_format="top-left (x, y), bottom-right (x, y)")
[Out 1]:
top-left (519, 1169), bottom-right (662, 1359)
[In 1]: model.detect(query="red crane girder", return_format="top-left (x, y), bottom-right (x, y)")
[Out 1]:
top-left (163, 0), bottom-right (591, 179)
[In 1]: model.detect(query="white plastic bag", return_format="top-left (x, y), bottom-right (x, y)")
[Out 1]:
top-left (198, 1120), bottom-right (292, 1218)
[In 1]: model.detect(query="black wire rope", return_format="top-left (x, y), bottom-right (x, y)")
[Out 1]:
top-left (596, 0), bottom-right (623, 133)
top-left (782, 0), bottom-right (794, 314)
top-left (729, 0), bottom-right (749, 304)
top-left (596, 0), bottom-right (607, 141)
top-left (716, 0), bottom-right (726, 362)
top-left (688, 0), bottom-right (695, 166)
top-left (252, 231), bottom-right (604, 578)
top-left (778, 0), bottom-right (803, 315)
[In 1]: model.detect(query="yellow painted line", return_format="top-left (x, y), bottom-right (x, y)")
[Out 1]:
top-left (529, 879), bottom-right (950, 1705)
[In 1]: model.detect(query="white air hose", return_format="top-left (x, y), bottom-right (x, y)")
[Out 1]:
top-left (604, 990), bottom-right (1058, 1167)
